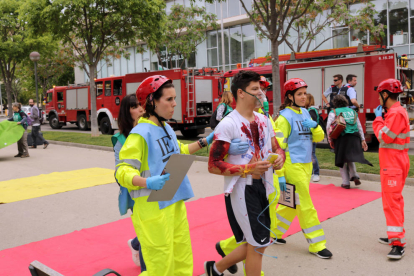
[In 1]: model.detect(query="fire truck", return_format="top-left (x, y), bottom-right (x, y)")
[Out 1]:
top-left (45, 68), bottom-right (223, 137)
top-left (223, 45), bottom-right (414, 143)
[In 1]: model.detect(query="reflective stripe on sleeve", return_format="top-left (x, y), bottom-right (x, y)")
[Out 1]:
top-left (141, 170), bottom-right (151, 178)
top-left (380, 126), bottom-right (397, 139)
top-left (275, 132), bottom-right (284, 138)
top-left (397, 132), bottom-right (410, 139)
top-left (277, 225), bottom-right (288, 234)
top-left (295, 192), bottom-right (300, 205)
top-left (277, 214), bottom-right (291, 226)
top-left (306, 235), bottom-right (326, 244)
top-left (120, 159), bottom-right (142, 171)
top-left (283, 138), bottom-right (288, 143)
top-left (302, 224), bottom-right (323, 234)
top-left (130, 188), bottom-right (151, 198)
top-left (380, 142), bottom-right (409, 150)
top-left (388, 226), bottom-right (404, 233)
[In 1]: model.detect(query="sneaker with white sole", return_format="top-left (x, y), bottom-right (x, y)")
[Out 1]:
top-left (204, 261), bottom-right (223, 276)
top-left (270, 237), bottom-right (287, 245)
top-left (311, 248), bottom-right (333, 259)
top-left (312, 175), bottom-right (320, 182)
top-left (127, 239), bottom-right (140, 266)
top-left (387, 246), bottom-right (405, 259)
top-left (378, 237), bottom-right (406, 247)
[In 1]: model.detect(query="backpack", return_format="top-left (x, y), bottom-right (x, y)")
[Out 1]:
top-left (308, 107), bottom-right (326, 134)
top-left (328, 109), bottom-right (347, 140)
top-left (210, 104), bottom-right (228, 130)
top-left (24, 111), bottom-right (33, 126)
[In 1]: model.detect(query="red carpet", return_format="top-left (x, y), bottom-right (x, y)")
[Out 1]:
top-left (0, 184), bottom-right (380, 276)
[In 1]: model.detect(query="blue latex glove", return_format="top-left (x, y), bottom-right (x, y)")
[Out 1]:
top-left (302, 119), bottom-right (318, 129)
top-left (206, 131), bottom-right (214, 145)
top-left (146, 173), bottom-right (170, 190)
top-left (228, 139), bottom-right (249, 155)
top-left (278, 176), bottom-right (286, 192)
top-left (375, 105), bottom-right (383, 117)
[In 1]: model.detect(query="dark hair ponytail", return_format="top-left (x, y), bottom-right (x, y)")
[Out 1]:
top-left (279, 88), bottom-right (298, 111)
top-left (118, 94), bottom-right (139, 138)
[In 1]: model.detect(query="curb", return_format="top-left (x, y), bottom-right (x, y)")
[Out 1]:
top-left (48, 140), bottom-right (414, 186)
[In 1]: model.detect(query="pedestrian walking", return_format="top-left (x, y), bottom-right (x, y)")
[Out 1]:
top-left (116, 75), bottom-right (220, 276)
top-left (274, 78), bottom-right (333, 259)
top-left (7, 103), bottom-right (29, 158)
top-left (326, 95), bottom-right (372, 189)
top-left (206, 70), bottom-right (285, 276)
top-left (373, 79), bottom-right (410, 259)
top-left (28, 99), bottom-right (49, 149)
top-left (305, 93), bottom-right (321, 182)
top-left (111, 94), bottom-right (145, 268)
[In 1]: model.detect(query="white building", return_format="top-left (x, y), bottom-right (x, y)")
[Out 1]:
top-left (75, 0), bottom-right (412, 83)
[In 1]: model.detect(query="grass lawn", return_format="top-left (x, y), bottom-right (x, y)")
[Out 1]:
top-left (42, 131), bottom-right (414, 176)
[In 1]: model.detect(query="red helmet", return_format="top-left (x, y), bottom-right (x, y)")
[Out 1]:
top-left (376, 78), bottom-right (403, 94)
top-left (136, 75), bottom-right (172, 106)
top-left (284, 78), bottom-right (308, 94)
top-left (260, 76), bottom-right (270, 89)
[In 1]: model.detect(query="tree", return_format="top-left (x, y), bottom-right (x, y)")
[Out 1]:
top-left (283, 1), bottom-right (385, 53)
top-left (0, 0), bottom-right (48, 117)
top-left (152, 4), bottom-right (218, 69)
top-left (23, 0), bottom-right (166, 136)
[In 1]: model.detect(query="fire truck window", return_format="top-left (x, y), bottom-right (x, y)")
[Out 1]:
top-left (57, 92), bottom-right (63, 102)
top-left (105, 81), bottom-right (111, 96)
top-left (113, 79), bottom-right (122, 96)
top-left (96, 82), bottom-right (103, 96)
top-left (47, 93), bottom-right (53, 103)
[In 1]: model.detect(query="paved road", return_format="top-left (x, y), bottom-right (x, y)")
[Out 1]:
top-left (0, 143), bottom-right (413, 275)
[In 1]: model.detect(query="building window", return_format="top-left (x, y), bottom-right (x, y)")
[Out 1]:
top-left (389, 0), bottom-right (409, 46)
top-left (350, 29), bottom-right (368, 46)
top-left (371, 0), bottom-right (388, 46)
top-left (332, 28), bottom-right (349, 48)
top-left (242, 24), bottom-right (255, 63)
top-left (207, 31), bottom-right (218, 67)
top-left (218, 29), bottom-right (230, 66)
top-left (230, 26), bottom-right (242, 64)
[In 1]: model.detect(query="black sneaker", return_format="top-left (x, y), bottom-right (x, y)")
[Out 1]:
top-left (341, 184), bottom-right (350, 189)
top-left (271, 238), bottom-right (287, 245)
top-left (387, 246), bottom-right (405, 260)
top-left (215, 242), bottom-right (238, 274)
top-left (204, 261), bottom-right (223, 276)
top-left (311, 248), bottom-right (333, 259)
top-left (378, 237), bottom-right (406, 247)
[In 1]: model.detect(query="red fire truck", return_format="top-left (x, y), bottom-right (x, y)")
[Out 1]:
top-left (45, 68), bottom-right (223, 137)
top-left (223, 45), bottom-right (414, 143)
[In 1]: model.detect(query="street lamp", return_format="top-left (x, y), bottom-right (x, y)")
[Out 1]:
top-left (30, 51), bottom-right (41, 108)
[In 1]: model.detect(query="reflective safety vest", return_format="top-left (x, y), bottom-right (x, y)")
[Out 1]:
top-left (129, 122), bottom-right (194, 209)
top-left (373, 102), bottom-right (410, 151)
top-left (279, 108), bottom-right (312, 164)
top-left (334, 107), bottom-right (358, 135)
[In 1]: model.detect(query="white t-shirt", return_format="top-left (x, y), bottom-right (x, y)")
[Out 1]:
top-left (214, 109), bottom-right (275, 196)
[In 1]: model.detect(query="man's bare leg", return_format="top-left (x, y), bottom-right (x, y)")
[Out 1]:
top-left (215, 243), bottom-right (247, 273)
top-left (245, 244), bottom-right (266, 276)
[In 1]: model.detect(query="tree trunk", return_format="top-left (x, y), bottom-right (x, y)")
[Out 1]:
top-left (89, 64), bottom-right (100, 137)
top-left (6, 80), bottom-right (13, 118)
top-left (271, 40), bottom-right (282, 116)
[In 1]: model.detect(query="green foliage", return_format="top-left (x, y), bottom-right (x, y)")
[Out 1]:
top-left (152, 4), bottom-right (218, 68)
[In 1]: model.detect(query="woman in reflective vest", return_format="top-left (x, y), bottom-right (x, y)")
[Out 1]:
top-left (273, 78), bottom-right (333, 259)
top-left (115, 75), bottom-right (215, 275)
top-left (373, 78), bottom-right (410, 259)
top-left (112, 94), bottom-right (145, 268)
top-left (326, 95), bottom-right (372, 189)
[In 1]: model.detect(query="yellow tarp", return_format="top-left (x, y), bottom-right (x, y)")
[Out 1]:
top-left (0, 168), bottom-right (115, 203)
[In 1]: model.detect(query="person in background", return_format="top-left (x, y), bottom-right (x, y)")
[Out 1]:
top-left (373, 79), bottom-right (410, 260)
top-left (216, 91), bottom-right (233, 122)
top-left (322, 74), bottom-right (343, 113)
top-left (339, 74), bottom-right (360, 110)
top-left (8, 103), bottom-right (29, 158)
top-left (305, 94), bottom-right (320, 182)
top-left (112, 94), bottom-right (145, 268)
top-left (326, 95), bottom-right (372, 189)
top-left (28, 99), bottom-right (49, 149)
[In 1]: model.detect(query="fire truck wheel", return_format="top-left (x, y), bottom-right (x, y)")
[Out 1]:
top-left (180, 129), bottom-right (199, 139)
top-left (49, 114), bottom-right (62, 129)
top-left (100, 116), bottom-right (114, 135)
top-left (77, 114), bottom-right (89, 131)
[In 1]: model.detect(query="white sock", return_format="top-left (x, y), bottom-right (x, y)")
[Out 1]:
top-left (213, 263), bottom-right (222, 275)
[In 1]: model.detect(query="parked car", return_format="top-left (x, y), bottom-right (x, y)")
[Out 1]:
top-left (21, 105), bottom-right (46, 124)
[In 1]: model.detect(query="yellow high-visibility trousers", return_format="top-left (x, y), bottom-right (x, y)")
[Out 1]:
top-left (274, 160), bottom-right (326, 253)
top-left (132, 196), bottom-right (193, 276)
